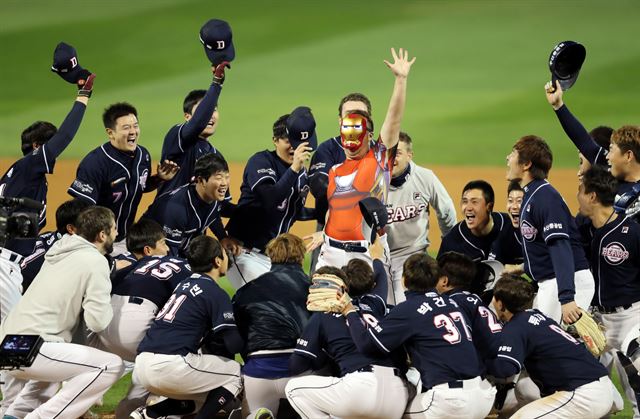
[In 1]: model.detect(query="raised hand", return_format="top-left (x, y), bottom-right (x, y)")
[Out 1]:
top-left (384, 48), bottom-right (416, 79)
top-left (157, 160), bottom-right (179, 181)
top-left (545, 80), bottom-right (564, 110)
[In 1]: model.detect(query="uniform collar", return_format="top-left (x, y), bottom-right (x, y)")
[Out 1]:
top-left (391, 163), bottom-right (411, 187)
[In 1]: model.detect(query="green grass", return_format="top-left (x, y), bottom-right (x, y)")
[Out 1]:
top-left (1, 0), bottom-right (639, 167)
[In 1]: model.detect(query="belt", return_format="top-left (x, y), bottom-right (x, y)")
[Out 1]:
top-left (0, 248), bottom-right (23, 264)
top-left (128, 296), bottom-right (144, 305)
top-left (596, 303), bottom-right (633, 314)
top-left (354, 365), bottom-right (401, 377)
top-left (328, 239), bottom-right (367, 253)
top-left (423, 377), bottom-right (482, 393)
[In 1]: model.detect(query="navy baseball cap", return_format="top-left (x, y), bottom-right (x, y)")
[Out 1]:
top-left (359, 197), bottom-right (388, 243)
top-left (51, 42), bottom-right (85, 84)
top-left (286, 106), bottom-right (318, 150)
top-left (549, 41), bottom-right (586, 91)
top-left (199, 19), bottom-right (235, 66)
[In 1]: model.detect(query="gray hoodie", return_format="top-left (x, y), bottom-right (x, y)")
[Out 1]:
top-left (0, 234), bottom-right (112, 343)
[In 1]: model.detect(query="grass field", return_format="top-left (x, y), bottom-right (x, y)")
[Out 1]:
top-left (1, 0), bottom-right (640, 166)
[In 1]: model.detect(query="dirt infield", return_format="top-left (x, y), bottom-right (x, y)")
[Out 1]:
top-left (0, 159), bottom-right (580, 250)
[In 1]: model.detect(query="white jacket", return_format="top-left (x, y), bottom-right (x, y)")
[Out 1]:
top-left (0, 234), bottom-right (112, 343)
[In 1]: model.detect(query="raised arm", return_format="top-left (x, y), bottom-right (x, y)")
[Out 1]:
top-left (379, 48), bottom-right (416, 150)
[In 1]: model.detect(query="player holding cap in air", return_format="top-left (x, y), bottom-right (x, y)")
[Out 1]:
top-left (487, 274), bottom-right (621, 418)
top-left (307, 48), bottom-right (416, 293)
top-left (225, 108), bottom-right (316, 289)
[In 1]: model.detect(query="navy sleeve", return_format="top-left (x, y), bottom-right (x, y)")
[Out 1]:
top-left (487, 323), bottom-right (526, 378)
top-left (178, 83), bottom-right (222, 145)
top-left (253, 170), bottom-right (305, 208)
top-left (38, 101), bottom-right (87, 174)
top-left (289, 352), bottom-right (316, 375)
top-left (149, 203), bottom-right (186, 257)
top-left (221, 327), bottom-right (244, 355)
top-left (548, 239), bottom-right (576, 304)
top-left (554, 105), bottom-right (607, 166)
top-left (293, 314), bottom-right (325, 361)
top-left (68, 155), bottom-right (102, 204)
top-left (370, 259), bottom-right (389, 302)
top-left (209, 216), bottom-right (228, 240)
top-left (210, 286), bottom-right (237, 334)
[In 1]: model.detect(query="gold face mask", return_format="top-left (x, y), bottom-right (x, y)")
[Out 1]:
top-left (340, 114), bottom-right (368, 151)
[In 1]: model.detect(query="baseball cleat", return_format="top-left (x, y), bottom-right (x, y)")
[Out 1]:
top-left (129, 406), bottom-right (166, 419)
top-left (254, 407), bottom-right (274, 419)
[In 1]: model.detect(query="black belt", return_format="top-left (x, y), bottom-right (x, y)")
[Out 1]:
top-left (0, 248), bottom-right (23, 264)
top-left (328, 239), bottom-right (367, 253)
top-left (354, 365), bottom-right (401, 377)
top-left (596, 303), bottom-right (633, 314)
top-left (129, 296), bottom-right (144, 305)
top-left (422, 380), bottom-right (464, 393)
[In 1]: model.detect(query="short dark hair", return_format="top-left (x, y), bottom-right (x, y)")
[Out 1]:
top-left (187, 235), bottom-right (224, 273)
top-left (403, 253), bottom-right (440, 292)
top-left (399, 132), bottom-right (413, 151)
top-left (342, 259), bottom-right (374, 297)
top-left (513, 135), bottom-right (553, 180)
top-left (103, 102), bottom-right (138, 130)
top-left (437, 252), bottom-right (477, 290)
top-left (273, 114), bottom-right (289, 139)
top-left (462, 180), bottom-right (495, 205)
top-left (183, 89), bottom-right (207, 114)
top-left (611, 125), bottom-right (640, 164)
top-left (338, 92), bottom-right (372, 116)
top-left (21, 121), bottom-right (57, 156)
top-left (314, 265), bottom-right (347, 282)
top-left (345, 109), bottom-right (374, 133)
top-left (581, 165), bottom-right (618, 206)
top-left (589, 126), bottom-right (613, 151)
top-left (493, 274), bottom-right (534, 314)
top-left (55, 199), bottom-right (92, 235)
top-left (127, 218), bottom-right (166, 254)
top-left (507, 179), bottom-right (523, 195)
top-left (75, 206), bottom-right (115, 243)
top-left (193, 153), bottom-right (229, 181)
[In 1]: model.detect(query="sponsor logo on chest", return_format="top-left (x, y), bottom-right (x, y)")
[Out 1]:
top-left (520, 220), bottom-right (538, 241)
top-left (601, 242), bottom-right (630, 265)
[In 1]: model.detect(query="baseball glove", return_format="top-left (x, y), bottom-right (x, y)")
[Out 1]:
top-left (307, 273), bottom-right (351, 312)
top-left (564, 308), bottom-right (606, 357)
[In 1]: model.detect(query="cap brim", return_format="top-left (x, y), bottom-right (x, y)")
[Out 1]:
top-left (51, 64), bottom-right (84, 84)
top-left (289, 131), bottom-right (317, 151)
top-left (480, 260), bottom-right (504, 281)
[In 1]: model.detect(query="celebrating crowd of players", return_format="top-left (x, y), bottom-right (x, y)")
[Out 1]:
top-left (0, 20), bottom-right (639, 419)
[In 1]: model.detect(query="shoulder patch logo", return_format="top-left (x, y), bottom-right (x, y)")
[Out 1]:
top-left (601, 242), bottom-right (629, 265)
top-left (520, 220), bottom-right (537, 241)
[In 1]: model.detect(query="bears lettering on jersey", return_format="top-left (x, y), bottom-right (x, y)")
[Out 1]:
top-left (601, 242), bottom-right (630, 265)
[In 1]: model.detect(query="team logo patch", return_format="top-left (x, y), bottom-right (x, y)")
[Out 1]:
top-left (72, 180), bottom-right (94, 194)
top-left (601, 242), bottom-right (630, 265)
top-left (139, 169), bottom-right (149, 189)
top-left (257, 168), bottom-right (276, 176)
top-left (413, 192), bottom-right (422, 200)
top-left (622, 226), bottom-right (629, 234)
top-left (520, 220), bottom-right (538, 241)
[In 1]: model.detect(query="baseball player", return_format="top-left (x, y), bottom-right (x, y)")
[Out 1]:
top-left (285, 260), bottom-right (409, 419)
top-left (506, 135), bottom-right (594, 324)
top-left (143, 152), bottom-right (236, 257)
top-left (503, 180), bottom-right (526, 274)
top-left (386, 131), bottom-right (456, 303)
top-left (68, 102), bottom-right (179, 255)
top-left (156, 62), bottom-right (230, 196)
top-left (231, 233), bottom-right (312, 419)
top-left (487, 274), bottom-right (619, 418)
top-left (339, 252), bottom-right (496, 418)
top-left (307, 92), bottom-right (371, 272)
top-left (225, 108), bottom-right (316, 289)
top-left (132, 235), bottom-right (243, 419)
top-left (0, 206), bottom-right (124, 419)
top-left (308, 48), bottom-right (416, 280)
top-left (438, 180), bottom-right (521, 264)
top-left (577, 165), bottom-right (640, 416)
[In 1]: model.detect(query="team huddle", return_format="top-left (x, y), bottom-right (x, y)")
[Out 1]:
top-left (0, 19), bottom-right (639, 419)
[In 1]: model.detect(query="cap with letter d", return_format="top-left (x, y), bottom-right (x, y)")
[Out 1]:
top-left (359, 197), bottom-right (389, 243)
top-left (51, 42), bottom-right (86, 84)
top-left (548, 40), bottom-right (586, 91)
top-left (286, 106), bottom-right (318, 151)
top-left (199, 19), bottom-right (235, 65)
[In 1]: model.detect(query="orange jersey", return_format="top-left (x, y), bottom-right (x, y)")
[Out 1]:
top-left (326, 140), bottom-right (394, 241)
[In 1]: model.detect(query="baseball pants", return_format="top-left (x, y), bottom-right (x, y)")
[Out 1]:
top-left (285, 366), bottom-right (408, 419)
top-left (403, 376), bottom-right (496, 419)
top-left (511, 375), bottom-right (616, 418)
top-left (225, 248), bottom-right (271, 290)
top-left (389, 251), bottom-right (423, 305)
top-left (243, 373), bottom-right (308, 419)
top-left (4, 341), bottom-right (124, 419)
top-left (533, 269), bottom-right (595, 323)
top-left (596, 302), bottom-right (640, 417)
top-left (133, 352), bottom-right (242, 403)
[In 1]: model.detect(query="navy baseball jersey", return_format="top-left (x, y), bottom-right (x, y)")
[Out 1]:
top-left (294, 291), bottom-right (397, 376)
top-left (226, 150), bottom-right (309, 251)
top-left (68, 143), bottom-right (152, 241)
top-left (137, 273), bottom-right (236, 356)
top-left (20, 231), bottom-right (62, 292)
top-left (489, 309), bottom-right (607, 396)
top-left (157, 83), bottom-right (224, 196)
top-left (346, 290), bottom-right (482, 390)
top-left (519, 179), bottom-right (589, 303)
top-left (588, 215), bottom-right (640, 308)
top-left (0, 101), bottom-right (86, 233)
top-left (112, 255), bottom-right (192, 309)
top-left (438, 212), bottom-right (521, 263)
top-left (143, 184), bottom-right (225, 257)
top-left (446, 290), bottom-right (502, 363)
